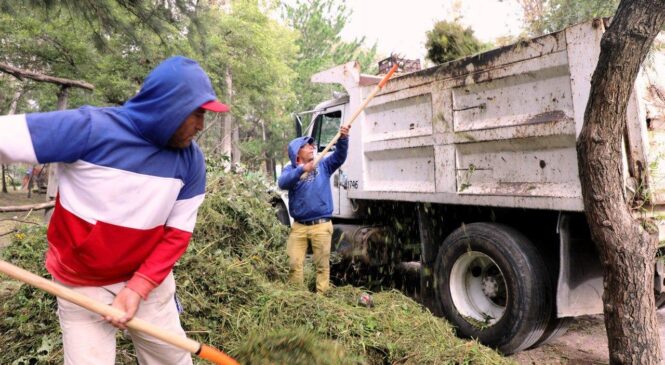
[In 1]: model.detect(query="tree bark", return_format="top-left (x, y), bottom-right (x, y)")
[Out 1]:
top-left (1, 165), bottom-right (7, 194)
top-left (577, 1), bottom-right (665, 364)
top-left (221, 66), bottom-right (234, 167)
top-left (260, 118), bottom-right (274, 179)
top-left (232, 118), bottom-right (241, 166)
top-left (0, 201), bottom-right (55, 213)
top-left (56, 86), bottom-right (70, 110)
top-left (8, 88), bottom-right (21, 114)
top-left (0, 62), bottom-right (94, 90)
top-left (26, 165), bottom-right (35, 199)
top-left (4, 88), bottom-right (22, 194)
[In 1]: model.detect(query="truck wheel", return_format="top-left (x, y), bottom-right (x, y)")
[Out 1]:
top-left (655, 253), bottom-right (665, 309)
top-left (274, 202), bottom-right (290, 226)
top-left (434, 223), bottom-right (552, 354)
top-left (530, 314), bottom-right (571, 348)
top-left (656, 293), bottom-right (665, 309)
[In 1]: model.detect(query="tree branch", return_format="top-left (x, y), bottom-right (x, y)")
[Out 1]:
top-left (0, 62), bottom-right (94, 90)
top-left (0, 201), bottom-right (55, 213)
top-left (0, 229), bottom-right (17, 238)
top-left (0, 218), bottom-right (41, 225)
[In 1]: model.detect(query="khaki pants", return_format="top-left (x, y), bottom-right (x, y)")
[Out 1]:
top-left (287, 221), bottom-right (333, 293)
top-left (56, 272), bottom-right (192, 365)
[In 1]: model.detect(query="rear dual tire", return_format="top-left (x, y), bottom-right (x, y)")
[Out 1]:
top-left (434, 223), bottom-right (553, 354)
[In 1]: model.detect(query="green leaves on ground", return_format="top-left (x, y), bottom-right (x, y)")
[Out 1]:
top-left (0, 171), bottom-right (513, 364)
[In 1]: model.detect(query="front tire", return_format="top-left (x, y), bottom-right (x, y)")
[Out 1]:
top-left (274, 202), bottom-right (290, 226)
top-left (434, 223), bottom-right (552, 354)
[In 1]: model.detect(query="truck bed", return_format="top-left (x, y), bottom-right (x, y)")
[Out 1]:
top-left (327, 20), bottom-right (662, 213)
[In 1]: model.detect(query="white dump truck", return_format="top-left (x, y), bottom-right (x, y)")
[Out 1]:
top-left (275, 19), bottom-right (665, 354)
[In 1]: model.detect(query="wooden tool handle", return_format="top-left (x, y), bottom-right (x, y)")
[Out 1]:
top-left (300, 63), bottom-right (399, 180)
top-left (0, 259), bottom-right (239, 365)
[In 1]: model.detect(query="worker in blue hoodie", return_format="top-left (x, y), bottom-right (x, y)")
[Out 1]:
top-left (0, 56), bottom-right (228, 364)
top-left (278, 125), bottom-right (350, 293)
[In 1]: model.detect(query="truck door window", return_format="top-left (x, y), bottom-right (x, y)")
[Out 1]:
top-left (314, 111), bottom-right (342, 152)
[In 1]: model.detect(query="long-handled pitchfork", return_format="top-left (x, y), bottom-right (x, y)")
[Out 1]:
top-left (0, 259), bottom-right (239, 365)
top-left (300, 61), bottom-right (400, 180)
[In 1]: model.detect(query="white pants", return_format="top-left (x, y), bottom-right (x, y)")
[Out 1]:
top-left (56, 272), bottom-right (192, 365)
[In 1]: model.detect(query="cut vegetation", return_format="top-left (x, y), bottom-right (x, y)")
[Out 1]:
top-left (0, 171), bottom-right (512, 364)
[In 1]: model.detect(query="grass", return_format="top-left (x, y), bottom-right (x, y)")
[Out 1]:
top-left (0, 190), bottom-right (47, 248)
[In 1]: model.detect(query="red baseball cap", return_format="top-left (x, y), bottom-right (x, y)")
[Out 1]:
top-left (201, 100), bottom-right (230, 113)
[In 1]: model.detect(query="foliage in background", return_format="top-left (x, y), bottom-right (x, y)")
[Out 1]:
top-left (0, 172), bottom-right (513, 365)
top-left (282, 0), bottom-right (378, 114)
top-left (0, 0), bottom-right (302, 179)
top-left (0, 0), bottom-right (384, 177)
top-left (198, 1), bottom-right (298, 175)
top-left (0, 1), bottom-right (188, 108)
top-left (0, 0), bottom-right (376, 175)
top-left (518, 0), bottom-right (619, 36)
top-left (425, 20), bottom-right (490, 65)
top-left (0, 0), bottom-right (198, 49)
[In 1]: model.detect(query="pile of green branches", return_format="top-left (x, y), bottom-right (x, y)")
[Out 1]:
top-left (0, 171), bottom-right (512, 365)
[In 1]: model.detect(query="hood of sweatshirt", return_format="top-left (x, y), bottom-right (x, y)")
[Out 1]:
top-left (122, 56), bottom-right (220, 147)
top-left (287, 136), bottom-right (314, 166)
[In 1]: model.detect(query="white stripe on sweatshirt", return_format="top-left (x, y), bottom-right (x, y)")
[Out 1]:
top-left (166, 194), bottom-right (205, 232)
top-left (58, 160), bottom-right (184, 229)
top-left (0, 114), bottom-right (38, 164)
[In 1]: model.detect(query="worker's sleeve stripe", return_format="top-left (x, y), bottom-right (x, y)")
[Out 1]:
top-left (0, 114), bottom-right (38, 164)
top-left (165, 194), bottom-right (205, 233)
top-left (58, 160), bottom-right (184, 229)
top-left (25, 109), bottom-right (91, 164)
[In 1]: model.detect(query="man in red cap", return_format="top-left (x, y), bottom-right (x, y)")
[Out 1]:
top-left (0, 56), bottom-right (228, 364)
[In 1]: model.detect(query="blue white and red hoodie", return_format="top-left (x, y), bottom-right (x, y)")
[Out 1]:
top-left (0, 56), bottom-right (216, 299)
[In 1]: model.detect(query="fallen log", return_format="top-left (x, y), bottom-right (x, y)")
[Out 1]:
top-left (0, 201), bottom-right (55, 213)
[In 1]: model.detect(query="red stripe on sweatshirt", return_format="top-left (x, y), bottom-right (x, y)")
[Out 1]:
top-left (46, 197), bottom-right (191, 288)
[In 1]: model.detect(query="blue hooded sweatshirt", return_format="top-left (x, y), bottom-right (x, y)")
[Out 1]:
top-left (278, 136), bottom-right (348, 222)
top-left (0, 56), bottom-right (218, 297)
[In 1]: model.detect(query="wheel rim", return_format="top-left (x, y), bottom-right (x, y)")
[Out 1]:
top-left (449, 250), bottom-right (507, 327)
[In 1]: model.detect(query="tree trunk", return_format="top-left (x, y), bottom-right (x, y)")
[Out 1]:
top-left (56, 86), bottom-right (70, 110)
top-left (8, 88), bottom-right (21, 114)
top-left (260, 118), bottom-right (274, 179)
top-left (577, 2), bottom-right (665, 364)
top-left (1, 165), bottom-right (7, 193)
top-left (26, 165), bottom-right (35, 199)
top-left (4, 89), bottom-right (22, 194)
top-left (7, 166), bottom-right (16, 191)
top-left (221, 66), bottom-right (234, 166)
top-left (232, 118), bottom-right (241, 166)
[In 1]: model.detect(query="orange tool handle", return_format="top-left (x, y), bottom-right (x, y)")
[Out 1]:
top-left (378, 63), bottom-right (399, 88)
top-left (198, 345), bottom-right (240, 365)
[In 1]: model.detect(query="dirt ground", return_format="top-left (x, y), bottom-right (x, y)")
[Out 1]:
top-left (0, 189), bottom-right (48, 247)
top-left (511, 310), bottom-right (665, 364)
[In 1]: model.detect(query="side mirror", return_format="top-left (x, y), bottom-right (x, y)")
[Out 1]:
top-left (294, 114), bottom-right (303, 137)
